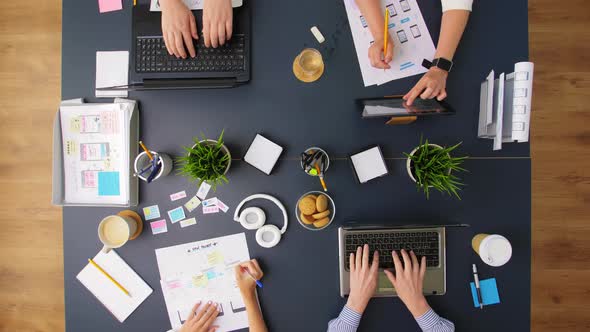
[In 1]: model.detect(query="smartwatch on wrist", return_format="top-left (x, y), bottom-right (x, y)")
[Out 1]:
top-left (422, 57), bottom-right (453, 72)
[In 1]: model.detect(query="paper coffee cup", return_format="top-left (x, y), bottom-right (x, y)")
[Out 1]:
top-left (472, 234), bottom-right (512, 267)
top-left (98, 215), bottom-right (137, 253)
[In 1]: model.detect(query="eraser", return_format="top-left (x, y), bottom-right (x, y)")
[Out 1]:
top-left (311, 26), bottom-right (325, 44)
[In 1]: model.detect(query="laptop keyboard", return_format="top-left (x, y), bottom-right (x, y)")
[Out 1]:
top-left (135, 35), bottom-right (246, 73)
top-left (344, 230), bottom-right (440, 270)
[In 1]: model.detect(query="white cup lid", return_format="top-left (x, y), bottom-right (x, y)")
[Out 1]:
top-left (479, 235), bottom-right (512, 267)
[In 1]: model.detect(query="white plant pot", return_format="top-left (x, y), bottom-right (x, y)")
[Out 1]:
top-left (406, 143), bottom-right (445, 184)
top-left (190, 139), bottom-right (232, 179)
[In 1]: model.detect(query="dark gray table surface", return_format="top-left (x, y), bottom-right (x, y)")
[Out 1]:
top-left (61, 0), bottom-right (531, 331)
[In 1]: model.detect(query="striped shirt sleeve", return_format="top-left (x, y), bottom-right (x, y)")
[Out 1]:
top-left (327, 306), bottom-right (362, 332)
top-left (440, 0), bottom-right (473, 12)
top-left (415, 309), bottom-right (455, 332)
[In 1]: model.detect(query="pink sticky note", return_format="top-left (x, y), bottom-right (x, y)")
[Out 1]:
top-left (99, 0), bottom-right (123, 13)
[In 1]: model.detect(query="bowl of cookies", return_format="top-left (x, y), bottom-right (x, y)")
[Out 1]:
top-left (296, 191), bottom-right (336, 231)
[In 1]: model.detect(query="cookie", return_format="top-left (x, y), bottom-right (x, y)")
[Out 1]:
top-left (299, 197), bottom-right (317, 215)
top-left (313, 217), bottom-right (330, 228)
top-left (300, 212), bottom-right (315, 225)
top-left (316, 194), bottom-right (328, 212)
top-left (307, 194), bottom-right (318, 200)
top-left (312, 209), bottom-right (331, 220)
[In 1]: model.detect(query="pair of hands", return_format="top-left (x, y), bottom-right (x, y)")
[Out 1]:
top-left (160, 0), bottom-right (233, 58)
top-left (347, 244), bottom-right (430, 317)
top-left (179, 259), bottom-right (263, 332)
top-left (369, 37), bottom-right (449, 106)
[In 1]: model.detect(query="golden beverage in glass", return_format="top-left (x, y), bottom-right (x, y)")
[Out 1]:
top-left (293, 48), bottom-right (324, 83)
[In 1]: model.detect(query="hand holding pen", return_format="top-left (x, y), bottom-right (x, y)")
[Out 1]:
top-left (235, 259), bottom-right (264, 293)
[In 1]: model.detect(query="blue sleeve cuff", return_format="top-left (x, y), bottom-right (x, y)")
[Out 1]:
top-left (416, 309), bottom-right (440, 330)
top-left (327, 305), bottom-right (362, 332)
top-left (415, 309), bottom-right (455, 332)
top-left (339, 306), bottom-right (362, 327)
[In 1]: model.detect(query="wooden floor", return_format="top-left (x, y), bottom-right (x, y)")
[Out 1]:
top-left (0, 0), bottom-right (588, 331)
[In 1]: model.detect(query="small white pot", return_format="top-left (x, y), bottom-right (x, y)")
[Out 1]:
top-left (190, 139), bottom-right (232, 178)
top-left (406, 143), bottom-right (445, 184)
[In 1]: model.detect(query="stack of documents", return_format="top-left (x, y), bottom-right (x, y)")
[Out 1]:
top-left (478, 62), bottom-right (534, 150)
top-left (52, 98), bottom-right (139, 206)
top-left (155, 233), bottom-right (254, 332)
top-left (343, 0), bottom-right (436, 87)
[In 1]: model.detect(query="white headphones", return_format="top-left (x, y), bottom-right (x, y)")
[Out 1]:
top-left (233, 194), bottom-right (288, 248)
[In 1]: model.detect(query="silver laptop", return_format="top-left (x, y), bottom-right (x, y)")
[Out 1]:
top-left (338, 225), bottom-right (446, 297)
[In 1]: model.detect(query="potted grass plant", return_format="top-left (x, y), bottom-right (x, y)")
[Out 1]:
top-left (404, 137), bottom-right (467, 199)
top-left (177, 130), bottom-right (231, 190)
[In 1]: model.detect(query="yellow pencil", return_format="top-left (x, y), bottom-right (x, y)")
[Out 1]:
top-left (315, 163), bottom-right (328, 192)
top-left (383, 9), bottom-right (389, 56)
top-left (88, 259), bottom-right (131, 297)
top-left (138, 141), bottom-right (154, 161)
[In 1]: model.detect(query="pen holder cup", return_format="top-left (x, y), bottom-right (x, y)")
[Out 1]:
top-left (134, 151), bottom-right (173, 182)
top-left (300, 147), bottom-right (330, 176)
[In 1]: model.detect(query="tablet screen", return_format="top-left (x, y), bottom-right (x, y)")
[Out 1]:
top-left (360, 97), bottom-right (454, 118)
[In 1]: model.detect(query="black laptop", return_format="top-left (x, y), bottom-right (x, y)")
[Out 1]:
top-left (128, 1), bottom-right (250, 90)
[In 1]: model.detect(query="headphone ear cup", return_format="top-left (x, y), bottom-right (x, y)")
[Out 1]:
top-left (239, 207), bottom-right (266, 230)
top-left (256, 225), bottom-right (281, 248)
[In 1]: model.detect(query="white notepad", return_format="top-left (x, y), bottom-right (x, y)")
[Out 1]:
top-left (77, 250), bottom-right (152, 323)
top-left (244, 134), bottom-right (283, 175)
top-left (351, 146), bottom-right (388, 183)
top-left (96, 51), bottom-right (129, 98)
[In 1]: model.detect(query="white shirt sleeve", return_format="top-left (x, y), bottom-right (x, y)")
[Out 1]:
top-left (441, 0), bottom-right (473, 12)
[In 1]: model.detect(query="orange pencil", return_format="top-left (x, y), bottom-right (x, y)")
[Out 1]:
top-left (383, 9), bottom-right (389, 56)
top-left (139, 141), bottom-right (154, 161)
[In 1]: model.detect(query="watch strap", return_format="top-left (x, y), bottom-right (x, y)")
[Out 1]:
top-left (421, 58), bottom-right (453, 72)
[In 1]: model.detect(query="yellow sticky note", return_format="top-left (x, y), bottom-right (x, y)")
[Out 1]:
top-left (207, 251), bottom-right (224, 265)
top-left (192, 274), bottom-right (208, 288)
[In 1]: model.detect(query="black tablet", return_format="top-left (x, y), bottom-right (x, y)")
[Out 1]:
top-left (359, 96), bottom-right (455, 118)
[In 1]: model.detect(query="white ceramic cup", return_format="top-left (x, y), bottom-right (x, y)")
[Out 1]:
top-left (98, 215), bottom-right (137, 253)
top-left (472, 234), bottom-right (513, 267)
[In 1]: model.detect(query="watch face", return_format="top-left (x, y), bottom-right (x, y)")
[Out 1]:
top-left (435, 58), bottom-right (453, 72)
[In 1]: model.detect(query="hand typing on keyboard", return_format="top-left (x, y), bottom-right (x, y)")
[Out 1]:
top-left (346, 244), bottom-right (379, 314)
top-left (160, 0), bottom-right (199, 58)
top-left (160, 0), bottom-right (234, 59)
top-left (384, 250), bottom-right (432, 318)
top-left (203, 0), bottom-right (233, 48)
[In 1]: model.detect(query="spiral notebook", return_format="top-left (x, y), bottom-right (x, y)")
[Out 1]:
top-left (77, 250), bottom-right (153, 323)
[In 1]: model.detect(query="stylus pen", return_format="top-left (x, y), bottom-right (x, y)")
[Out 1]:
top-left (472, 264), bottom-right (483, 309)
top-left (241, 267), bottom-right (263, 288)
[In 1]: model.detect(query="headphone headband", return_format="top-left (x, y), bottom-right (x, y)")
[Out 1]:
top-left (233, 194), bottom-right (288, 234)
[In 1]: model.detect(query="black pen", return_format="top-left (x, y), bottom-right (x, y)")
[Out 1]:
top-left (472, 264), bottom-right (483, 309)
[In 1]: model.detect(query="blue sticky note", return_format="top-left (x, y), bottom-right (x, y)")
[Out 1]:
top-left (470, 278), bottom-right (500, 308)
top-left (167, 207), bottom-right (186, 223)
top-left (97, 171), bottom-right (120, 196)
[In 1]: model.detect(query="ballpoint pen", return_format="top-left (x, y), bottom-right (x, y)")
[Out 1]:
top-left (472, 263), bottom-right (483, 309)
top-left (241, 266), bottom-right (263, 288)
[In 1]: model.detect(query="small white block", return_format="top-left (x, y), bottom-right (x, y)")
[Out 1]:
top-left (311, 26), bottom-right (325, 44)
top-left (244, 134), bottom-right (283, 175)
